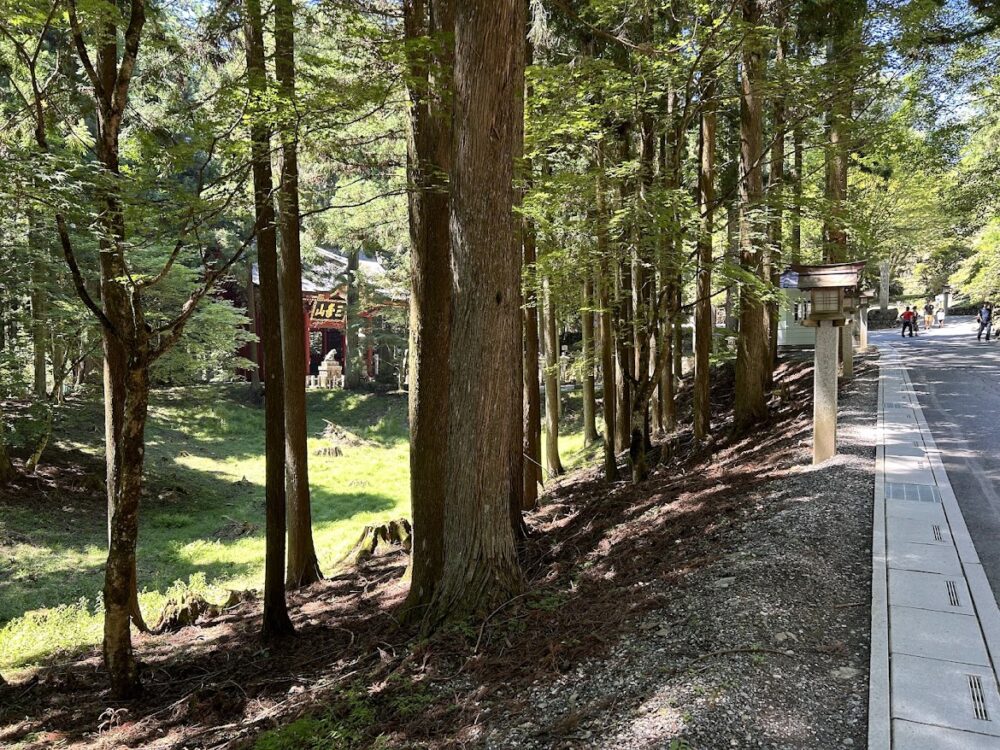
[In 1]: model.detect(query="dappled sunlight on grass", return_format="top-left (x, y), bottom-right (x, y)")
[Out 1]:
top-left (0, 384), bottom-right (590, 675)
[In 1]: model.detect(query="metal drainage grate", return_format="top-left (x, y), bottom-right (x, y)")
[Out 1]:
top-left (933, 525), bottom-right (944, 542)
top-left (885, 482), bottom-right (942, 503)
top-left (947, 580), bottom-right (961, 608)
top-left (969, 675), bottom-right (991, 721)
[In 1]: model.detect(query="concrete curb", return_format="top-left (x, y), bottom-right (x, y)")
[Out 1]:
top-left (869, 353), bottom-right (891, 750)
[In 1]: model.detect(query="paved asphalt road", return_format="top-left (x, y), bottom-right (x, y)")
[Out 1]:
top-left (873, 316), bottom-right (1000, 599)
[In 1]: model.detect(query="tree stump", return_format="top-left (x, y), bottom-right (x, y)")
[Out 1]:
top-left (337, 518), bottom-right (412, 568)
top-left (153, 593), bottom-right (220, 633)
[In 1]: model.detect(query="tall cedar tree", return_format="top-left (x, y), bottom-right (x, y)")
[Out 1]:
top-left (734, 0), bottom-right (771, 428)
top-left (426, 0), bottom-right (525, 624)
top-left (402, 0), bottom-right (453, 619)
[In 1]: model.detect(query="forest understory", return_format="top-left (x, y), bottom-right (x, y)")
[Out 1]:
top-left (0, 354), bottom-right (877, 750)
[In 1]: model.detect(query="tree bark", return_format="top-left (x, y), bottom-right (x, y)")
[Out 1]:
top-left (581, 278), bottom-right (598, 446)
top-left (30, 216), bottom-right (48, 400)
top-left (521, 182), bottom-right (541, 509)
top-left (768, 8), bottom-right (788, 380)
top-left (734, 0), bottom-right (771, 429)
top-left (245, 0), bottom-right (294, 641)
top-left (273, 0), bottom-right (321, 590)
top-left (402, 0), bottom-right (453, 618)
top-left (542, 275), bottom-right (563, 477)
top-left (693, 73), bottom-right (717, 442)
top-left (427, 0), bottom-right (525, 624)
top-left (89, 6), bottom-right (151, 698)
top-left (245, 261), bottom-right (262, 396)
top-left (345, 250), bottom-right (362, 388)
top-left (595, 147), bottom-right (618, 481)
top-left (791, 122), bottom-right (803, 263)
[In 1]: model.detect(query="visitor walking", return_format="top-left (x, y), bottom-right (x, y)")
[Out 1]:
top-left (901, 306), bottom-right (916, 338)
top-left (924, 301), bottom-right (935, 329)
top-left (977, 303), bottom-right (993, 341)
top-left (936, 307), bottom-right (945, 327)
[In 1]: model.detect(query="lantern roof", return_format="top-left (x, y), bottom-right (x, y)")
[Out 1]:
top-left (785, 262), bottom-right (866, 290)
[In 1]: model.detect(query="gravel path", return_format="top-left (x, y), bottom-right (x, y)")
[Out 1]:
top-left (481, 356), bottom-right (877, 750)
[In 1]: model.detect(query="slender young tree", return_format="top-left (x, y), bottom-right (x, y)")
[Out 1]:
top-left (245, 260), bottom-right (262, 396)
top-left (522, 200), bottom-right (542, 509)
top-left (596, 146), bottom-right (618, 481)
top-left (273, 0), bottom-right (322, 590)
top-left (581, 278), bottom-right (599, 446)
top-left (693, 72), bottom-right (717, 442)
top-left (8, 0), bottom-right (265, 693)
top-left (245, 0), bottom-right (296, 641)
top-left (542, 274), bottom-right (563, 476)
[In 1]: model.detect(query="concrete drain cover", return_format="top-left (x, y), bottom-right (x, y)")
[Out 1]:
top-left (969, 675), bottom-right (991, 721)
top-left (885, 482), bottom-right (942, 503)
top-left (947, 580), bottom-right (961, 608)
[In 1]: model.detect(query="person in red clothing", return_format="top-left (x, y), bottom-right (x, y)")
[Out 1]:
top-left (901, 306), bottom-right (915, 337)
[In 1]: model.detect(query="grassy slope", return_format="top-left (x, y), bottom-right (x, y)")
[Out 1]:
top-left (0, 385), bottom-right (597, 675)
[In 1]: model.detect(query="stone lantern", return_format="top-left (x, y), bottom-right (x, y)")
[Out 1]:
top-left (789, 261), bottom-right (866, 464)
top-left (857, 289), bottom-right (875, 352)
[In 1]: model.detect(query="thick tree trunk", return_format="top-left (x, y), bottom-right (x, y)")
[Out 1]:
top-left (734, 0), bottom-right (770, 429)
top-left (402, 0), bottom-right (453, 617)
top-left (823, 36), bottom-right (849, 264)
top-left (542, 276), bottom-right (563, 477)
top-left (427, 0), bottom-right (525, 624)
top-left (693, 74), bottom-right (717, 442)
top-left (274, 0), bottom-right (321, 590)
top-left (821, 2), bottom-right (865, 263)
top-left (582, 278), bottom-right (599, 446)
top-left (245, 0), bottom-right (294, 641)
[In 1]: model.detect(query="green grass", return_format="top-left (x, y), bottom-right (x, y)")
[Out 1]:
top-left (0, 384), bottom-right (592, 676)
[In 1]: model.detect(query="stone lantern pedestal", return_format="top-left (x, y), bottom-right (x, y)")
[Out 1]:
top-left (788, 262), bottom-right (866, 465)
